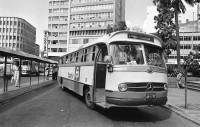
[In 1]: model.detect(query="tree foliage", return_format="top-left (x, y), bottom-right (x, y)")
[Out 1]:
top-left (153, 0), bottom-right (199, 70)
top-left (106, 21), bottom-right (127, 34)
top-left (154, 2), bottom-right (177, 54)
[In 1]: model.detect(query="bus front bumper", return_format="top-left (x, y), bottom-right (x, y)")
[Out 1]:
top-left (105, 91), bottom-right (168, 107)
top-left (106, 97), bottom-right (167, 106)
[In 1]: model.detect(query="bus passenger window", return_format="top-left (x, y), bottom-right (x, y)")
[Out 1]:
top-left (92, 46), bottom-right (96, 61)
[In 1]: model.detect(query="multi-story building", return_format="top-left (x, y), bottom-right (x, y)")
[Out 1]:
top-left (167, 20), bottom-right (200, 64)
top-left (35, 44), bottom-right (40, 56)
top-left (47, 0), bottom-right (125, 61)
top-left (0, 17), bottom-right (36, 55)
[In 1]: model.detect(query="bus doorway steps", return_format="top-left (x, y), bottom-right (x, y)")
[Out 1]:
top-left (96, 88), bottom-right (105, 103)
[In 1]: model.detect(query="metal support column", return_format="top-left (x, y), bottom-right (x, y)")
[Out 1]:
top-left (44, 63), bottom-right (46, 82)
top-left (3, 56), bottom-right (7, 92)
top-left (19, 58), bottom-right (22, 88)
top-left (30, 60), bottom-right (32, 85)
top-left (38, 62), bottom-right (40, 84)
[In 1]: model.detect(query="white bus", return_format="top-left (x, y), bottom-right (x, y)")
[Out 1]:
top-left (58, 31), bottom-right (168, 109)
top-left (14, 59), bottom-right (39, 76)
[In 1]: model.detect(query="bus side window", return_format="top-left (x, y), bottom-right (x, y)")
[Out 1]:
top-left (74, 52), bottom-right (78, 62)
top-left (65, 56), bottom-right (69, 64)
top-left (70, 54), bottom-right (73, 63)
top-left (81, 50), bottom-right (84, 62)
top-left (84, 49), bottom-right (88, 62)
top-left (78, 50), bottom-right (81, 62)
top-left (82, 48), bottom-right (88, 62)
top-left (92, 46), bottom-right (96, 61)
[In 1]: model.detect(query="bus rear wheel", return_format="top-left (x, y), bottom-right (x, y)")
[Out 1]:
top-left (84, 88), bottom-right (95, 109)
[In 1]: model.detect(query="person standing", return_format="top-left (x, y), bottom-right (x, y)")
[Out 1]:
top-left (11, 61), bottom-right (19, 87)
top-left (177, 71), bottom-right (185, 89)
top-left (52, 66), bottom-right (58, 80)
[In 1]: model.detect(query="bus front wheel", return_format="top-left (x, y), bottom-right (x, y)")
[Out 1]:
top-left (84, 88), bottom-right (95, 109)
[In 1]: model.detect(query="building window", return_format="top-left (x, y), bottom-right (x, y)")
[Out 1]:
top-left (52, 24), bottom-right (58, 29)
top-left (51, 48), bottom-right (57, 52)
top-left (52, 16), bottom-right (59, 21)
top-left (52, 40), bottom-right (58, 44)
top-left (83, 39), bottom-right (89, 44)
top-left (59, 40), bottom-right (67, 44)
top-left (59, 32), bottom-right (67, 36)
top-left (58, 48), bottom-right (67, 52)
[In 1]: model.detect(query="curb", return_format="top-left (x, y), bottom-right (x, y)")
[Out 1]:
top-left (0, 80), bottom-right (57, 105)
top-left (163, 104), bottom-right (200, 126)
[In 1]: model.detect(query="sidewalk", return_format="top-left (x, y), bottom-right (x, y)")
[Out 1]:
top-left (0, 79), bottom-right (57, 104)
top-left (165, 87), bottom-right (200, 126)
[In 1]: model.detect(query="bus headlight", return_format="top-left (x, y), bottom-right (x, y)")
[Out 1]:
top-left (164, 84), bottom-right (168, 91)
top-left (118, 83), bottom-right (127, 92)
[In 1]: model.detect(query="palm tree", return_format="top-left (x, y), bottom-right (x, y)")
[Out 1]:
top-left (153, 0), bottom-right (196, 69)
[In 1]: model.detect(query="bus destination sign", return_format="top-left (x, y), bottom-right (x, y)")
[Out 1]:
top-left (127, 33), bottom-right (154, 42)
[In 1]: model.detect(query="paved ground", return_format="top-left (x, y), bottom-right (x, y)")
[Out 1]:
top-left (0, 77), bottom-right (200, 126)
top-left (165, 86), bottom-right (200, 126)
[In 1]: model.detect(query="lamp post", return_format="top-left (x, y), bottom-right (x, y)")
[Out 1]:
top-left (44, 30), bottom-right (49, 58)
top-left (192, 12), bottom-right (194, 50)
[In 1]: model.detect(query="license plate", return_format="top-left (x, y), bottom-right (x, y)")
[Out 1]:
top-left (146, 93), bottom-right (156, 99)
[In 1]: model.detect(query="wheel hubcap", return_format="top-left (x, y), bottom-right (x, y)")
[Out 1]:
top-left (86, 92), bottom-right (91, 104)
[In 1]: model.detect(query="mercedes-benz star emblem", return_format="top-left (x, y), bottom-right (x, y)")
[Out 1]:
top-left (147, 83), bottom-right (153, 91)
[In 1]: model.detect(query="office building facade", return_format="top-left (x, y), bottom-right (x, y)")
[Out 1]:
top-left (0, 17), bottom-right (37, 55)
top-left (47, 0), bottom-right (125, 60)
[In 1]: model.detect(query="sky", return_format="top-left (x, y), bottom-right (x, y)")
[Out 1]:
top-left (0, 0), bottom-right (154, 50)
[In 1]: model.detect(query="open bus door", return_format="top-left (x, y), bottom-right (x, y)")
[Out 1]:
top-left (94, 44), bottom-right (108, 108)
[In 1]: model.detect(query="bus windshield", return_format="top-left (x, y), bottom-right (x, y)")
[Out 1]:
top-left (144, 45), bottom-right (164, 67)
top-left (110, 43), bottom-right (144, 65)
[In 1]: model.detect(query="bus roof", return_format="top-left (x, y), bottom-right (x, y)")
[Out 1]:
top-left (82, 30), bottom-right (164, 48)
top-left (61, 30), bottom-right (164, 57)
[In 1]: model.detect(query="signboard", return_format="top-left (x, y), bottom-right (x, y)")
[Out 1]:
top-left (128, 33), bottom-right (154, 42)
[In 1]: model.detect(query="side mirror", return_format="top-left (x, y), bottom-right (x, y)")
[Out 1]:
top-left (107, 64), bottom-right (113, 72)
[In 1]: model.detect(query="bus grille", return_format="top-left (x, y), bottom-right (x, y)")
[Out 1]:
top-left (126, 83), bottom-right (166, 92)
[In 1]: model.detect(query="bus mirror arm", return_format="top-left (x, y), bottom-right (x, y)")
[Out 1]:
top-left (107, 63), bottom-right (113, 72)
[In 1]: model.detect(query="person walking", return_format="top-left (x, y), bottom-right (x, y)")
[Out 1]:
top-left (11, 61), bottom-right (19, 87)
top-left (177, 71), bottom-right (185, 89)
top-left (52, 65), bottom-right (58, 80)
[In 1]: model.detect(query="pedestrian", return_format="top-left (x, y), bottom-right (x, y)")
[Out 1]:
top-left (176, 71), bottom-right (185, 89)
top-left (52, 65), bottom-right (58, 80)
top-left (11, 61), bottom-right (19, 87)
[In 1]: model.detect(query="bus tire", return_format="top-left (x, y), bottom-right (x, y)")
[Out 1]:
top-left (84, 87), bottom-right (95, 109)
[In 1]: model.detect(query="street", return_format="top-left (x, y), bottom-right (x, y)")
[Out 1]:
top-left (0, 83), bottom-right (199, 127)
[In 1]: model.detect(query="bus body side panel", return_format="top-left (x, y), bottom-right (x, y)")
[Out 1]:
top-left (59, 65), bottom-right (94, 96)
